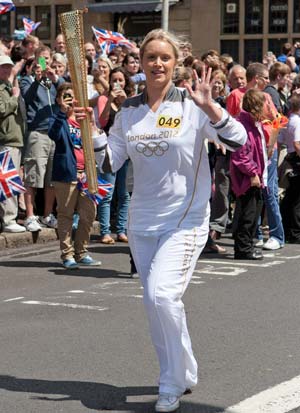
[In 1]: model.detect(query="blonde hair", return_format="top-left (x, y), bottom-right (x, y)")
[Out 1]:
top-left (140, 29), bottom-right (180, 61)
top-left (97, 56), bottom-right (113, 71)
top-left (52, 53), bottom-right (67, 67)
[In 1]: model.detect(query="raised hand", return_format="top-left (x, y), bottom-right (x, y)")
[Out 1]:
top-left (184, 66), bottom-right (223, 124)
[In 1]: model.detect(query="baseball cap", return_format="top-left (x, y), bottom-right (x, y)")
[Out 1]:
top-left (0, 55), bottom-right (14, 66)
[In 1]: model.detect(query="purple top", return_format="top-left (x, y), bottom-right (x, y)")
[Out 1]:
top-left (230, 110), bottom-right (266, 197)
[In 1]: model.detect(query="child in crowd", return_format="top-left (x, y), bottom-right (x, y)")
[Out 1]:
top-left (230, 89), bottom-right (268, 260)
top-left (48, 83), bottom-right (101, 269)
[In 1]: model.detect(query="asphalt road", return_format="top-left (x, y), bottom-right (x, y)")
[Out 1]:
top-left (1, 235), bottom-right (300, 413)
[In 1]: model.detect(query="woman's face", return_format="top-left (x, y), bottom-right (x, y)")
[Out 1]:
top-left (211, 76), bottom-right (224, 95)
top-left (124, 56), bottom-right (139, 75)
top-left (110, 71), bottom-right (126, 90)
top-left (98, 60), bottom-right (110, 79)
top-left (51, 61), bottom-right (66, 77)
top-left (141, 39), bottom-right (176, 90)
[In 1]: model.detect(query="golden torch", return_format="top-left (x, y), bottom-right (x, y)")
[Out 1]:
top-left (59, 9), bottom-right (98, 194)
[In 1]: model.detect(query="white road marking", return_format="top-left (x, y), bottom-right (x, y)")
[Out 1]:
top-left (195, 267), bottom-right (248, 277)
top-left (21, 300), bottom-right (108, 311)
top-left (3, 297), bottom-right (24, 302)
top-left (199, 259), bottom-right (285, 268)
top-left (68, 290), bottom-right (85, 293)
top-left (217, 375), bottom-right (300, 413)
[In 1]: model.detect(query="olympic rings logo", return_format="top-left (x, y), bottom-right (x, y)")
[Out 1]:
top-left (135, 141), bottom-right (169, 157)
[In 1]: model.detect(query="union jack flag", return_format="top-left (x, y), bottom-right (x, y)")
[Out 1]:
top-left (92, 26), bottom-right (134, 55)
top-left (77, 173), bottom-right (113, 206)
top-left (0, 150), bottom-right (26, 203)
top-left (0, 0), bottom-right (15, 15)
top-left (23, 17), bottom-right (41, 35)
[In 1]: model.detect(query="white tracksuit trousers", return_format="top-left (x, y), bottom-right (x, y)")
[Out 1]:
top-left (128, 224), bottom-right (208, 396)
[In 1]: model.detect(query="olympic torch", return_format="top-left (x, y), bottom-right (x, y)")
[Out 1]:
top-left (59, 9), bottom-right (98, 194)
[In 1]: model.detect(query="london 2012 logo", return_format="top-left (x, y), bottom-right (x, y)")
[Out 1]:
top-left (136, 141), bottom-right (169, 157)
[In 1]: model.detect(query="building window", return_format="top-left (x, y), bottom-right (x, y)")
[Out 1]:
top-left (0, 14), bottom-right (10, 36)
top-left (269, 38), bottom-right (288, 57)
top-left (36, 6), bottom-right (51, 40)
top-left (15, 7), bottom-right (30, 30)
top-left (245, 0), bottom-right (263, 34)
top-left (220, 40), bottom-right (239, 62)
top-left (56, 5), bottom-right (72, 35)
top-left (269, 0), bottom-right (288, 34)
top-left (294, 0), bottom-right (300, 33)
top-left (221, 0), bottom-right (239, 34)
top-left (244, 39), bottom-right (262, 66)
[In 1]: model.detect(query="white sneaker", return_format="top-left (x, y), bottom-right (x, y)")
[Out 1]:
top-left (24, 215), bottom-right (42, 232)
top-left (3, 223), bottom-right (26, 233)
top-left (155, 393), bottom-right (180, 412)
top-left (255, 239), bottom-right (264, 247)
top-left (40, 213), bottom-right (57, 229)
top-left (263, 238), bottom-right (283, 250)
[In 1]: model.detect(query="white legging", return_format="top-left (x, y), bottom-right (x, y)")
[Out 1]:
top-left (128, 224), bottom-right (208, 396)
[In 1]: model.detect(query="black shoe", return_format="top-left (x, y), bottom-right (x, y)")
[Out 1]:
top-left (234, 250), bottom-right (263, 260)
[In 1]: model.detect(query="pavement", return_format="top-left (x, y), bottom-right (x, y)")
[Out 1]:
top-left (0, 221), bottom-right (100, 249)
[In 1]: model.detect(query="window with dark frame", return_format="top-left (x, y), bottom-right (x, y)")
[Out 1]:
top-left (35, 6), bottom-right (51, 40)
top-left (268, 38), bottom-right (288, 57)
top-left (0, 14), bottom-right (10, 36)
top-left (220, 40), bottom-right (239, 63)
top-left (294, 0), bottom-right (300, 33)
top-left (245, 0), bottom-right (263, 34)
top-left (244, 39), bottom-right (262, 66)
top-left (15, 7), bottom-right (30, 30)
top-left (269, 0), bottom-right (288, 34)
top-left (56, 5), bottom-right (72, 35)
top-left (221, 0), bottom-right (239, 34)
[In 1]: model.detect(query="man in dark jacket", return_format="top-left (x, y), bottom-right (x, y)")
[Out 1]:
top-left (20, 45), bottom-right (64, 232)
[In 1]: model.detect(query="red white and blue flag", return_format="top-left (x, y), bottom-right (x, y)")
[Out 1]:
top-left (0, 150), bottom-right (26, 203)
top-left (77, 173), bottom-right (113, 206)
top-left (23, 17), bottom-right (41, 35)
top-left (0, 0), bottom-right (15, 15)
top-left (92, 26), bottom-right (134, 55)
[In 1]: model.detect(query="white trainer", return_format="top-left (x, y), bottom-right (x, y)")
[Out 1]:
top-left (40, 213), bottom-right (57, 229)
top-left (255, 239), bottom-right (264, 247)
top-left (3, 223), bottom-right (26, 233)
top-left (24, 215), bottom-right (42, 232)
top-left (155, 393), bottom-right (180, 412)
top-left (263, 237), bottom-right (283, 250)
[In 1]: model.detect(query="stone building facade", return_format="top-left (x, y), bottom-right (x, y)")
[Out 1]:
top-left (1, 0), bottom-right (300, 66)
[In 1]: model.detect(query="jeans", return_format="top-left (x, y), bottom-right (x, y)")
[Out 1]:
top-left (97, 160), bottom-right (130, 236)
top-left (262, 149), bottom-right (285, 245)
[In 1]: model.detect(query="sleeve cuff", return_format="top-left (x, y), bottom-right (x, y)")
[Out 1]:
top-left (210, 109), bottom-right (230, 129)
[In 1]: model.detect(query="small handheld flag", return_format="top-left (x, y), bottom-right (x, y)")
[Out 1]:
top-left (0, 150), bottom-right (26, 203)
top-left (0, 0), bottom-right (15, 15)
top-left (77, 173), bottom-right (113, 205)
top-left (23, 17), bottom-right (41, 35)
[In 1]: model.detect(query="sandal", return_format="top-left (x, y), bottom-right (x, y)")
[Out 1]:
top-left (117, 233), bottom-right (128, 243)
top-left (99, 235), bottom-right (115, 244)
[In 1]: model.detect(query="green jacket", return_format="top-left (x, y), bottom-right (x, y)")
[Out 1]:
top-left (0, 81), bottom-right (24, 148)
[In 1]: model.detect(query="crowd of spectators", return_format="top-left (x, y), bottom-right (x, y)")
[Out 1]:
top-left (1, 31), bottom-right (300, 266)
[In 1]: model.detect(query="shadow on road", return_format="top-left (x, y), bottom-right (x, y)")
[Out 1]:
top-left (0, 260), bottom-right (132, 278)
top-left (0, 375), bottom-right (224, 412)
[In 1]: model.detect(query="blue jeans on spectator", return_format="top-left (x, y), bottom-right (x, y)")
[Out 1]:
top-left (261, 148), bottom-right (285, 245)
top-left (97, 160), bottom-right (130, 236)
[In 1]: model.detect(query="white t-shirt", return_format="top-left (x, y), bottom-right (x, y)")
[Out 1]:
top-left (95, 85), bottom-right (247, 233)
top-left (279, 113), bottom-right (300, 153)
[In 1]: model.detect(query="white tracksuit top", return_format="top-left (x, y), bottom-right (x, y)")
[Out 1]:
top-left (95, 84), bottom-right (247, 233)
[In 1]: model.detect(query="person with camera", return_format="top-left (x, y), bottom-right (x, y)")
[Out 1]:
top-left (20, 45), bottom-right (65, 232)
top-left (48, 82), bottom-right (101, 269)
